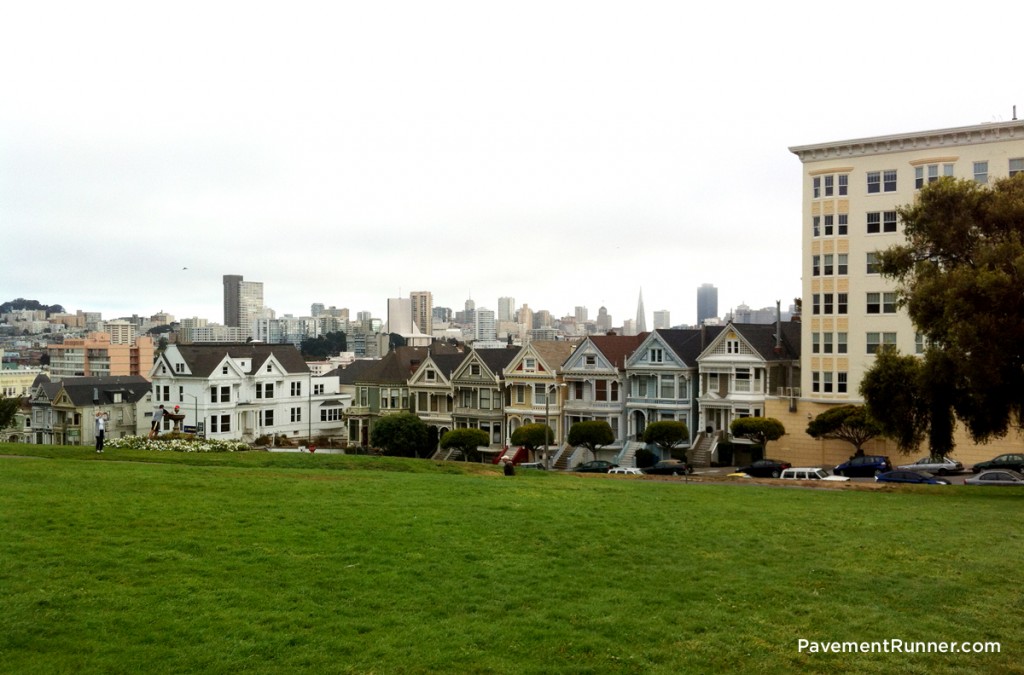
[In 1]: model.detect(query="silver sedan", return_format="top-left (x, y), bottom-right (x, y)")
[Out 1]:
top-left (964, 470), bottom-right (1024, 486)
top-left (896, 456), bottom-right (964, 475)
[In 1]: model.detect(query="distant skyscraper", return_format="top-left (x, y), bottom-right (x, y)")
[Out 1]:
top-left (574, 306), bottom-right (588, 323)
top-left (223, 274), bottom-right (264, 336)
top-left (387, 297), bottom-right (413, 334)
top-left (653, 310), bottom-right (671, 329)
top-left (635, 289), bottom-right (647, 333)
top-left (410, 291), bottom-right (433, 335)
top-left (475, 307), bottom-right (496, 341)
top-left (498, 297), bottom-right (516, 323)
top-left (697, 283), bottom-right (718, 325)
top-left (596, 306), bottom-right (612, 334)
top-left (223, 274), bottom-right (242, 326)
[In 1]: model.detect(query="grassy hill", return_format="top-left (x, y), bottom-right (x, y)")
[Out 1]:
top-left (1, 445), bottom-right (1018, 673)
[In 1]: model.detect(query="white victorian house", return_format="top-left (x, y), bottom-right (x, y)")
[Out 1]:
top-left (151, 343), bottom-right (347, 443)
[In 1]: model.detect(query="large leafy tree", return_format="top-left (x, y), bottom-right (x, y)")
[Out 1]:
top-left (300, 331), bottom-right (348, 359)
top-left (0, 395), bottom-right (20, 430)
top-left (370, 412), bottom-right (429, 458)
top-left (439, 428), bottom-right (490, 462)
top-left (510, 423), bottom-right (553, 452)
top-left (729, 417), bottom-right (785, 457)
top-left (642, 420), bottom-right (689, 458)
top-left (875, 174), bottom-right (1024, 447)
top-left (860, 348), bottom-right (957, 456)
top-left (806, 405), bottom-right (884, 456)
top-left (567, 420), bottom-right (614, 460)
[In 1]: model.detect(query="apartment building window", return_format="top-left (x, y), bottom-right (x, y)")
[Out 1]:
top-left (812, 255), bottom-right (821, 276)
top-left (974, 161), bottom-right (989, 184)
top-left (823, 372), bottom-right (833, 393)
top-left (823, 332), bottom-right (833, 354)
top-left (837, 254), bottom-right (848, 275)
top-left (884, 292), bottom-right (897, 313)
top-left (915, 333), bottom-right (930, 354)
top-left (812, 294), bottom-right (820, 315)
top-left (812, 332), bottom-right (820, 354)
top-left (867, 211), bottom-right (898, 234)
top-left (867, 170), bottom-right (897, 194)
top-left (837, 332), bottom-right (847, 354)
top-left (823, 254), bottom-right (834, 276)
top-left (813, 176), bottom-right (821, 198)
top-left (837, 293), bottom-right (848, 314)
top-left (837, 372), bottom-right (848, 393)
top-left (866, 252), bottom-right (880, 274)
top-left (824, 215), bottom-right (834, 236)
top-left (313, 384), bottom-right (324, 395)
top-left (823, 293), bottom-right (833, 315)
top-left (812, 371), bottom-right (820, 393)
top-left (813, 216), bottom-right (820, 237)
top-left (838, 213), bottom-right (848, 235)
top-left (915, 163), bottom-right (954, 188)
top-left (824, 175), bottom-right (834, 196)
top-left (838, 174), bottom-right (848, 196)
top-left (1010, 158), bottom-right (1024, 177)
top-left (291, 382), bottom-right (302, 397)
top-left (867, 293), bottom-right (880, 314)
top-left (867, 332), bottom-right (897, 354)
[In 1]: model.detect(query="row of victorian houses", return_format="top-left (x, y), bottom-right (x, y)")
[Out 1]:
top-left (6, 321), bottom-right (799, 468)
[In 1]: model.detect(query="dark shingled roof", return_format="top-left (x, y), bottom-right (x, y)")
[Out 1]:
top-left (172, 343), bottom-right (310, 377)
top-left (42, 376), bottom-right (151, 406)
top-left (336, 359), bottom-right (384, 385)
top-left (473, 347), bottom-right (518, 377)
top-left (656, 328), bottom-right (723, 365)
top-left (587, 333), bottom-right (649, 369)
top-left (730, 321), bottom-right (801, 361)
top-left (426, 352), bottom-right (468, 380)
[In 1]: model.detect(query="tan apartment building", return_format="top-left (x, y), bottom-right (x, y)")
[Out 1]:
top-left (47, 332), bottom-right (155, 381)
top-left (773, 120), bottom-right (1024, 467)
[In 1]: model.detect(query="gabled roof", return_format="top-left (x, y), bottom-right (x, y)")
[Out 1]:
top-left (422, 352), bottom-right (468, 381)
top-left (656, 328), bottom-right (722, 366)
top-left (526, 340), bottom-right (575, 372)
top-left (473, 347), bottom-right (518, 377)
top-left (730, 322), bottom-right (801, 361)
top-left (43, 376), bottom-right (151, 407)
top-left (170, 343), bottom-right (310, 377)
top-left (586, 333), bottom-right (648, 369)
top-left (336, 359), bottom-right (383, 385)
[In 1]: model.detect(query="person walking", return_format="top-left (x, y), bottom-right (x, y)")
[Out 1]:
top-left (149, 405), bottom-right (165, 439)
top-left (95, 412), bottom-right (107, 453)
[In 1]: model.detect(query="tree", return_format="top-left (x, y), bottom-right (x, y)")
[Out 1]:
top-left (729, 417), bottom-right (785, 457)
top-left (300, 331), bottom-right (348, 359)
top-left (567, 420), bottom-right (614, 460)
top-left (876, 174), bottom-right (1024, 446)
top-left (370, 413), bottom-right (429, 458)
top-left (439, 428), bottom-right (490, 462)
top-left (510, 423), bottom-right (553, 453)
top-left (642, 420), bottom-right (690, 458)
top-left (860, 348), bottom-right (957, 456)
top-left (806, 405), bottom-right (884, 457)
top-left (0, 395), bottom-right (20, 430)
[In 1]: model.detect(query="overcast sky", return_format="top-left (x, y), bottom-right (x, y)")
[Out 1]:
top-left (2, 2), bottom-right (1021, 328)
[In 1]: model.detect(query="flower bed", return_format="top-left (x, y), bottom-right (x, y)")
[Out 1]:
top-left (105, 436), bottom-right (251, 453)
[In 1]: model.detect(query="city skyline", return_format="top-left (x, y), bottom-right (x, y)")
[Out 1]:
top-left (3, 4), bottom-right (1017, 331)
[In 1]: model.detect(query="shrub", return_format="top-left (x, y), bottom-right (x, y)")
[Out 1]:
top-left (105, 436), bottom-right (250, 453)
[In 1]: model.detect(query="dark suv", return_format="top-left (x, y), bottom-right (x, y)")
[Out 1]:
top-left (834, 455), bottom-right (892, 477)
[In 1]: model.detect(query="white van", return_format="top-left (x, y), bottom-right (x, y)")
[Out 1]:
top-left (780, 467), bottom-right (850, 482)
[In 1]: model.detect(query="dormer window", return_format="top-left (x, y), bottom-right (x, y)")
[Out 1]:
top-left (470, 364), bottom-right (480, 376)
top-left (650, 348), bottom-right (663, 363)
top-left (222, 366), bottom-right (228, 375)
top-left (584, 355), bottom-right (596, 367)
top-left (524, 358), bottom-right (536, 371)
top-left (426, 370), bottom-right (436, 381)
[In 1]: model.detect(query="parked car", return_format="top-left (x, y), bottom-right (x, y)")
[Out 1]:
top-left (833, 455), bottom-right (892, 477)
top-left (964, 469), bottom-right (1024, 486)
top-left (643, 460), bottom-right (693, 476)
top-left (517, 462), bottom-right (546, 470)
top-left (735, 459), bottom-right (791, 478)
top-left (897, 456), bottom-right (964, 475)
top-left (875, 470), bottom-right (951, 485)
top-left (780, 467), bottom-right (850, 482)
top-left (609, 466), bottom-right (644, 476)
top-left (573, 460), bottom-right (618, 473)
top-left (971, 453), bottom-right (1024, 474)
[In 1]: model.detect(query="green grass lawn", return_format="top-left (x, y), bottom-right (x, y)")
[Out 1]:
top-left (1, 445), bottom-right (1020, 673)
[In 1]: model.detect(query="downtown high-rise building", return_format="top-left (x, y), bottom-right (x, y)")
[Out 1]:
top-left (697, 283), bottom-right (718, 326)
top-left (653, 310), bottom-right (671, 329)
top-left (223, 274), bottom-right (264, 335)
top-left (410, 291), bottom-right (433, 335)
top-left (498, 297), bottom-right (516, 323)
top-left (635, 289), bottom-right (647, 333)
